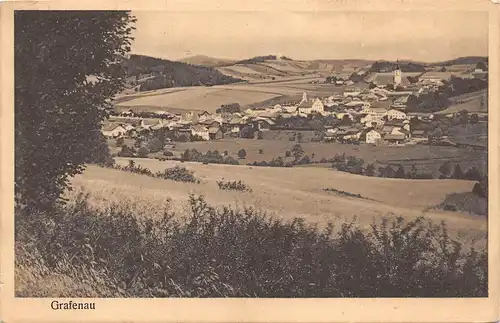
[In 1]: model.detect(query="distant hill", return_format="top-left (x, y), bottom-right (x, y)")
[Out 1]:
top-left (234, 55), bottom-right (279, 65)
top-left (178, 55), bottom-right (237, 67)
top-left (429, 56), bottom-right (488, 67)
top-left (124, 54), bottom-right (243, 92)
top-left (369, 60), bottom-right (427, 73)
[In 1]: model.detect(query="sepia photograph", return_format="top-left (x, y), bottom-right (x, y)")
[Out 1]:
top-left (12, 8), bottom-right (492, 298)
top-left (1, 1), bottom-right (499, 321)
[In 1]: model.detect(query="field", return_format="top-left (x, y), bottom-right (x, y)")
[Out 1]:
top-left (114, 79), bottom-right (349, 113)
top-left (163, 138), bottom-right (488, 175)
top-left (71, 159), bottom-right (487, 250)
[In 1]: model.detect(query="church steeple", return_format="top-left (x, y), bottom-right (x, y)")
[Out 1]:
top-left (394, 59), bottom-right (402, 87)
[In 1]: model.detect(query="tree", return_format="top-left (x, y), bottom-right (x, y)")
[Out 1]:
top-left (238, 149), bottom-right (247, 159)
top-left (472, 182), bottom-right (487, 198)
top-left (428, 127), bottom-right (443, 144)
top-left (395, 165), bottom-right (406, 179)
top-left (470, 113), bottom-right (479, 124)
top-left (439, 161), bottom-right (453, 178)
top-left (118, 145), bottom-right (136, 158)
top-left (147, 137), bottom-right (163, 153)
top-left (465, 167), bottom-right (483, 181)
top-left (15, 11), bottom-right (136, 213)
top-left (258, 148), bottom-right (264, 154)
top-left (116, 137), bottom-right (125, 147)
top-left (285, 150), bottom-right (292, 158)
top-left (452, 164), bottom-right (465, 179)
top-left (407, 164), bottom-right (418, 179)
top-left (223, 150), bottom-right (229, 156)
top-left (291, 144), bottom-right (305, 161)
top-left (138, 147), bottom-right (149, 158)
top-left (296, 132), bottom-right (303, 142)
top-left (380, 165), bottom-right (395, 178)
top-left (87, 131), bottom-right (115, 167)
top-left (365, 163), bottom-right (376, 177)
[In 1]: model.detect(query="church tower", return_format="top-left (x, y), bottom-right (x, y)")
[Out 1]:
top-left (300, 92), bottom-right (308, 104)
top-left (394, 60), bottom-right (402, 87)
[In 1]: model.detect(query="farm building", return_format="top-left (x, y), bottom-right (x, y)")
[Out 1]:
top-left (385, 133), bottom-right (406, 144)
top-left (208, 127), bottom-right (224, 140)
top-left (254, 118), bottom-right (275, 131)
top-left (191, 125), bottom-right (210, 141)
top-left (298, 98), bottom-right (324, 114)
top-left (387, 109), bottom-right (407, 120)
top-left (102, 124), bottom-right (127, 138)
top-left (411, 130), bottom-right (427, 138)
top-left (365, 129), bottom-right (382, 144)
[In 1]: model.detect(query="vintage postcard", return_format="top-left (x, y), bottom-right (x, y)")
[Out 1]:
top-left (0, 0), bottom-right (498, 322)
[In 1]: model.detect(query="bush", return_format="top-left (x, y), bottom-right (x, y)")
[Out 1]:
top-left (258, 149), bottom-right (264, 154)
top-left (216, 180), bottom-right (252, 192)
top-left (117, 145), bottom-right (136, 158)
top-left (137, 147), bottom-right (149, 158)
top-left (156, 166), bottom-right (200, 184)
top-left (472, 182), bottom-right (487, 198)
top-left (238, 149), bottom-right (247, 159)
top-left (163, 150), bottom-right (174, 157)
top-left (285, 150), bottom-right (291, 158)
top-left (16, 194), bottom-right (488, 297)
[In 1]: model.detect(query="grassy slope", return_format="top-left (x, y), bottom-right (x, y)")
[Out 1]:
top-left (70, 160), bottom-right (487, 248)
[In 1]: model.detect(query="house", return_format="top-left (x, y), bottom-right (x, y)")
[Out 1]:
top-left (191, 125), bottom-right (210, 141)
top-left (365, 129), bottom-right (382, 144)
top-left (102, 124), bottom-right (127, 138)
top-left (254, 118), bottom-right (275, 131)
top-left (140, 119), bottom-right (162, 130)
top-left (391, 127), bottom-right (411, 139)
top-left (387, 109), bottom-right (407, 120)
top-left (385, 133), bottom-right (406, 144)
top-left (407, 112), bottom-right (434, 120)
top-left (411, 130), bottom-right (426, 138)
top-left (181, 111), bottom-right (200, 123)
top-left (198, 110), bottom-right (211, 118)
top-left (298, 98), bottom-right (324, 114)
top-left (200, 119), bottom-right (221, 128)
top-left (227, 117), bottom-right (246, 133)
top-left (208, 127), bottom-right (223, 140)
top-left (367, 107), bottom-right (388, 118)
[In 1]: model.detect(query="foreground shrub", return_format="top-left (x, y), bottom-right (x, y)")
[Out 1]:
top-left (16, 195), bottom-right (487, 297)
top-left (217, 180), bottom-right (252, 192)
top-left (156, 166), bottom-right (200, 183)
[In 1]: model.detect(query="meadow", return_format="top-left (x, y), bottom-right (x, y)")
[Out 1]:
top-left (114, 79), bottom-right (345, 113)
top-left (166, 138), bottom-right (487, 175)
top-left (15, 157), bottom-right (488, 297)
top-left (68, 159), bottom-right (486, 245)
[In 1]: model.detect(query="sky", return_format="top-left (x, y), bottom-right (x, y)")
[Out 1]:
top-left (130, 11), bottom-right (488, 62)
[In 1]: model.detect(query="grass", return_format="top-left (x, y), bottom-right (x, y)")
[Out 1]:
top-left (171, 138), bottom-right (487, 175)
top-left (71, 161), bottom-right (487, 252)
top-left (16, 192), bottom-right (488, 297)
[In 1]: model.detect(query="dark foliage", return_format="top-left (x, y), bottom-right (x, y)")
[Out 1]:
top-left (15, 11), bottom-right (136, 212)
top-left (238, 149), bottom-right (247, 159)
top-left (217, 180), bottom-right (252, 192)
top-left (125, 55), bottom-right (241, 91)
top-left (16, 195), bottom-right (488, 297)
top-left (156, 166), bottom-right (200, 183)
top-left (234, 55), bottom-right (277, 65)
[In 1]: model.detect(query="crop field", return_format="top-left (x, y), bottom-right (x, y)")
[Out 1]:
top-left (114, 80), bottom-right (345, 113)
top-left (71, 160), bottom-right (487, 249)
top-left (173, 137), bottom-right (484, 161)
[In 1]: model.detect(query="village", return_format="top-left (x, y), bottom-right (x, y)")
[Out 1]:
top-left (102, 63), bottom-right (488, 151)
